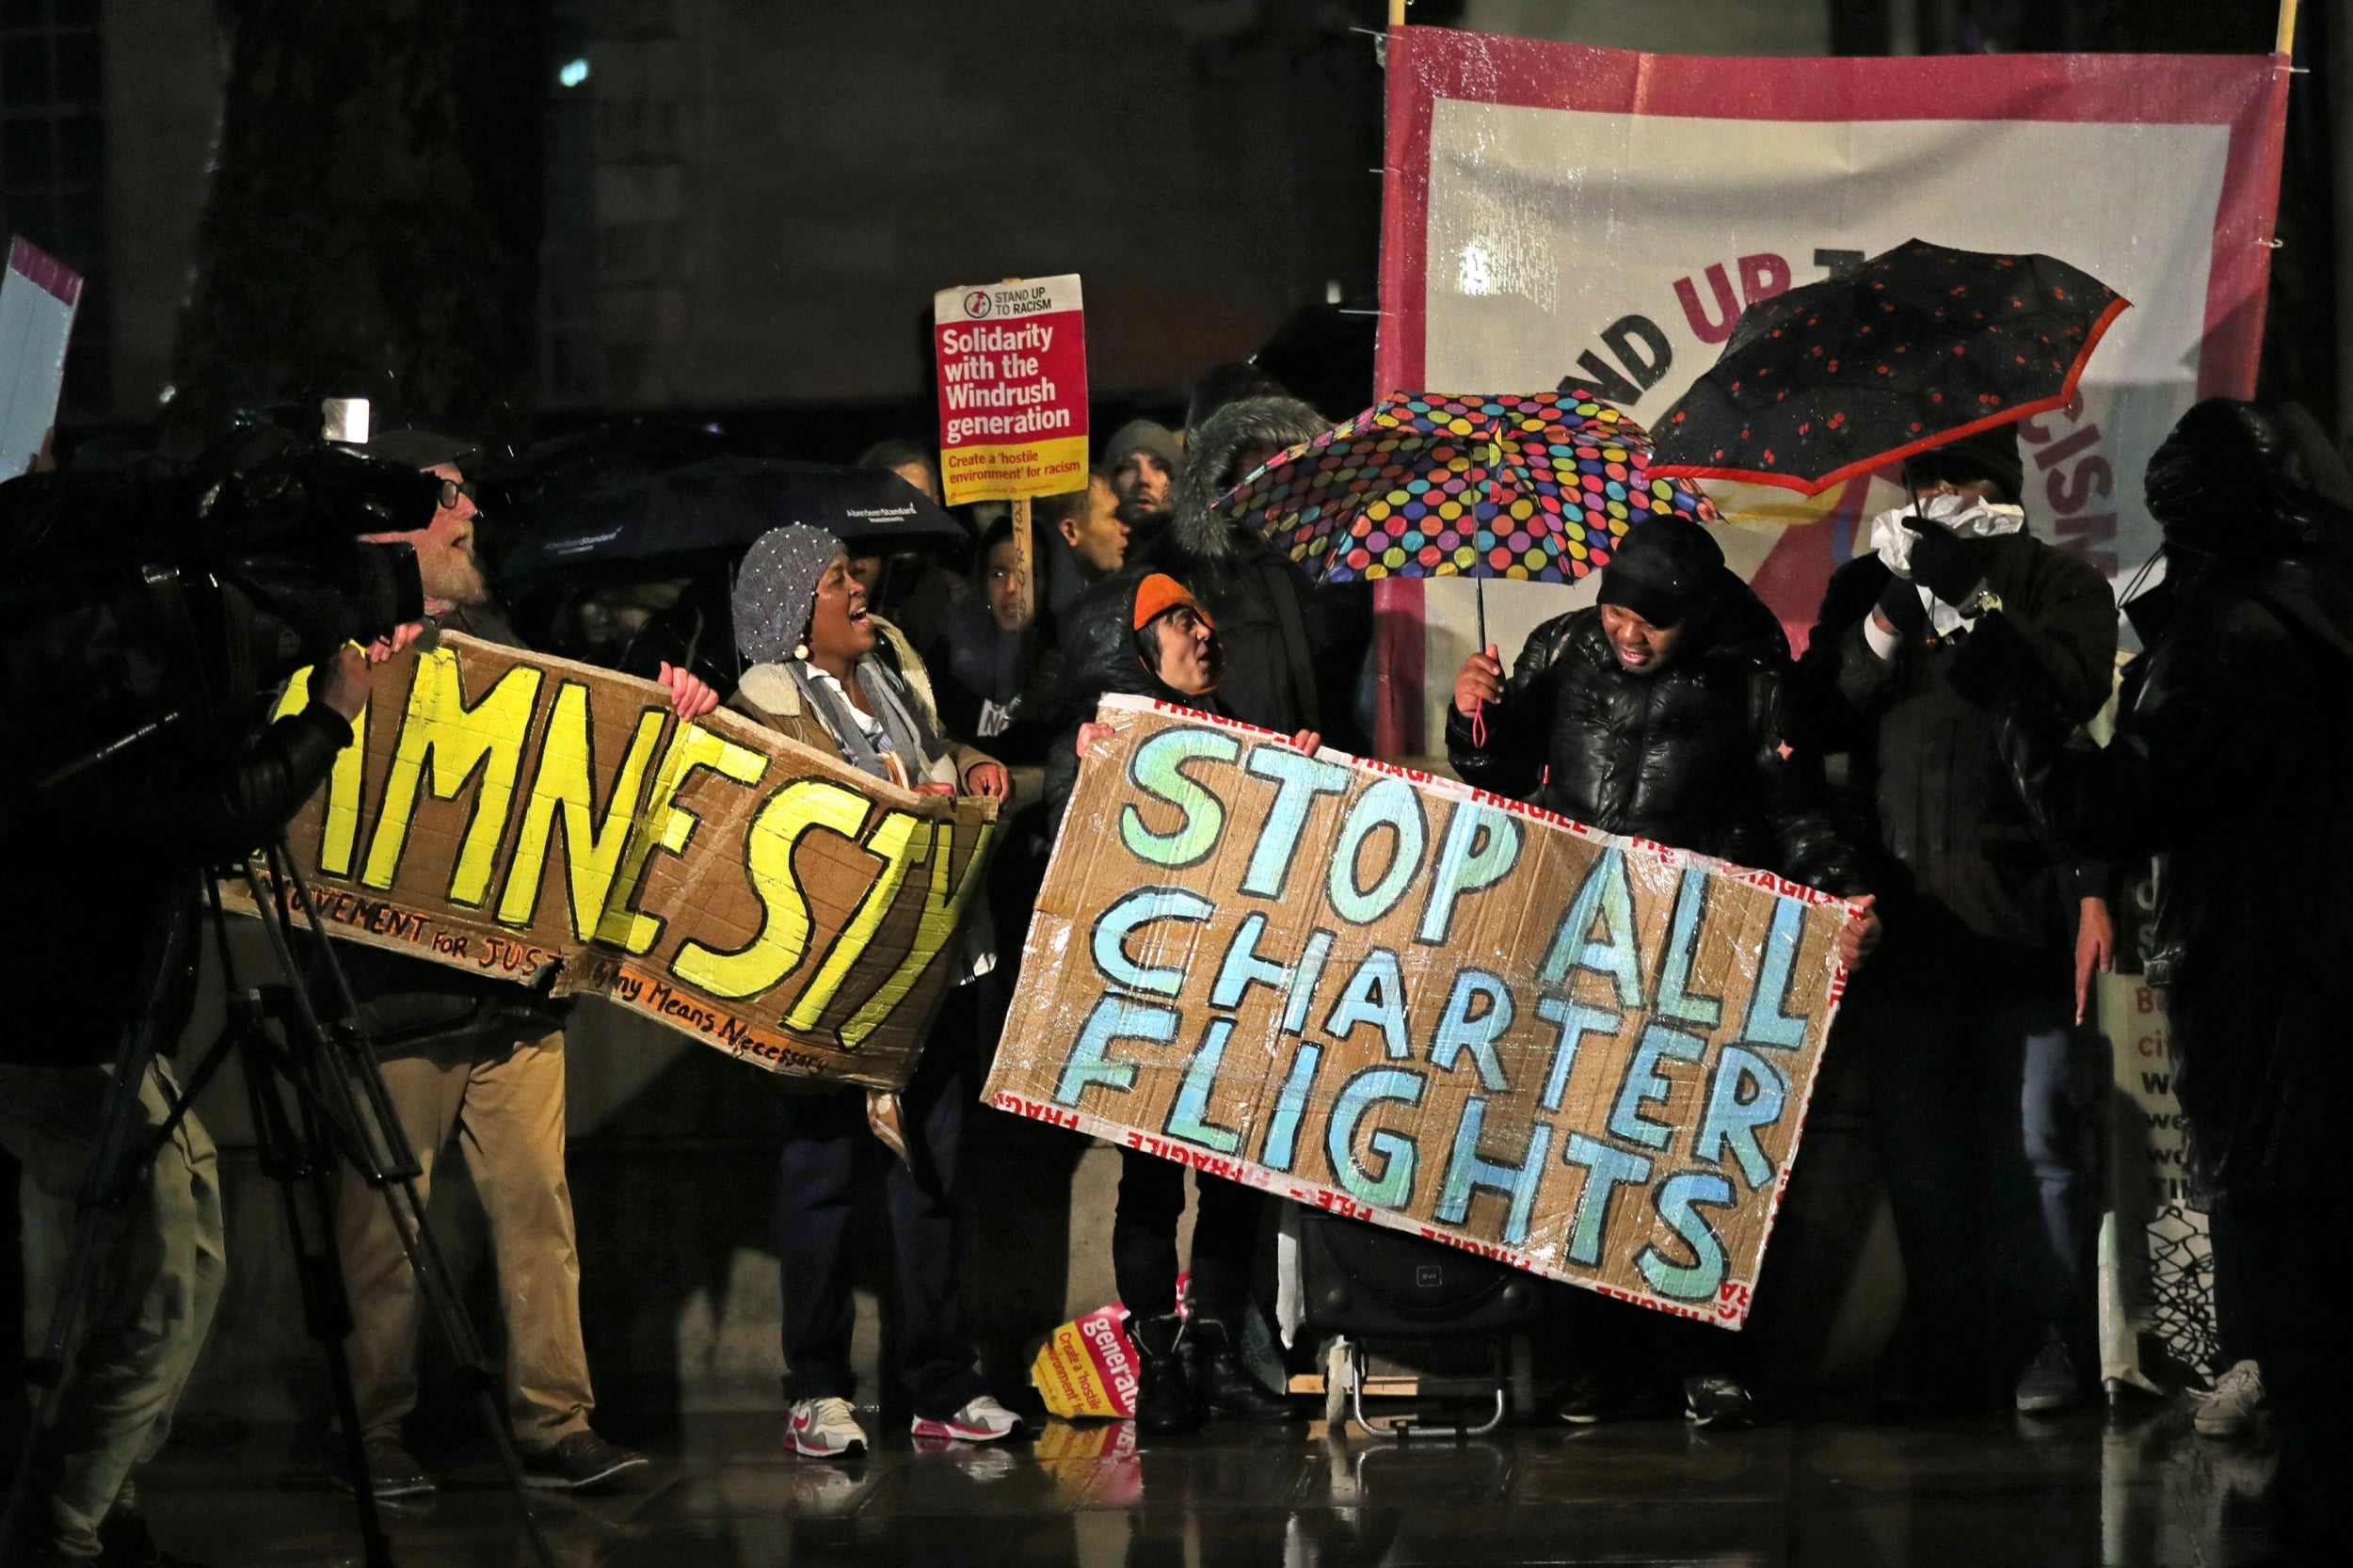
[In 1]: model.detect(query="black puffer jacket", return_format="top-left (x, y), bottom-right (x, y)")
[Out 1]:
top-left (1043, 565), bottom-right (1225, 832)
top-left (1445, 575), bottom-right (1867, 895)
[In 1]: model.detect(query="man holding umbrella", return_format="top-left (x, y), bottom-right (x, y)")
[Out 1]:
top-left (1794, 424), bottom-right (2117, 1416)
top-left (1649, 240), bottom-right (2132, 1416)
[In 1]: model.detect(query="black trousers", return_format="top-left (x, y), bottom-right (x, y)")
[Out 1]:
top-left (1839, 918), bottom-right (2086, 1400)
top-left (1111, 1147), bottom-right (1260, 1322)
top-left (772, 990), bottom-right (983, 1419)
top-left (2219, 1203), bottom-right (2347, 1553)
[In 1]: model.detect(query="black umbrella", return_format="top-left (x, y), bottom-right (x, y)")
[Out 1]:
top-left (499, 455), bottom-right (966, 580)
top-left (1650, 239), bottom-right (2129, 496)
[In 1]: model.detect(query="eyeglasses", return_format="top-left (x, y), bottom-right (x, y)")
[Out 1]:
top-left (437, 479), bottom-right (477, 510)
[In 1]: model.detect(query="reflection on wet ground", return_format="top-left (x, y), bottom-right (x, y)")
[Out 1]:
top-left (138, 1403), bottom-right (2278, 1566)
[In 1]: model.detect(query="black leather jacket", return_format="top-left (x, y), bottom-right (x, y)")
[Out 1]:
top-left (1445, 581), bottom-right (1866, 896)
top-left (1991, 549), bottom-right (2353, 1203)
top-left (1042, 565), bottom-right (1226, 836)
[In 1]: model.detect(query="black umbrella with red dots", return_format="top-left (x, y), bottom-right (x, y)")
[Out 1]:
top-left (1648, 238), bottom-right (2129, 496)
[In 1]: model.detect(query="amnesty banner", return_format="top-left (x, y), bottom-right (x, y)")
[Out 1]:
top-left (984, 696), bottom-right (1859, 1326)
top-left (238, 632), bottom-right (996, 1089)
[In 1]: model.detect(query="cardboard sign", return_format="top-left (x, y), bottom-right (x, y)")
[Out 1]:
top-left (239, 633), bottom-right (996, 1089)
top-left (0, 237), bottom-right (83, 480)
top-left (983, 696), bottom-right (1858, 1326)
top-left (933, 273), bottom-right (1088, 505)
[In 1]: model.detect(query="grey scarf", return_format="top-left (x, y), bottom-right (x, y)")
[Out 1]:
top-left (789, 658), bottom-right (940, 783)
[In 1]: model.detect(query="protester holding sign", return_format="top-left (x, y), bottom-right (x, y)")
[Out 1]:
top-left (1137, 395), bottom-right (1363, 750)
top-left (1048, 568), bottom-right (1319, 1433)
top-left (728, 522), bottom-right (1020, 1458)
top-left (1448, 515), bottom-right (1876, 1427)
top-left (329, 429), bottom-right (699, 1499)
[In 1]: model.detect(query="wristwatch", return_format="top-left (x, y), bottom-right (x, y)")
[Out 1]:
top-left (1960, 586), bottom-right (2003, 619)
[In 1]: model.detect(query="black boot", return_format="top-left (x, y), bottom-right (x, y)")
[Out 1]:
top-left (1193, 1317), bottom-right (1302, 1422)
top-left (1128, 1312), bottom-right (1199, 1434)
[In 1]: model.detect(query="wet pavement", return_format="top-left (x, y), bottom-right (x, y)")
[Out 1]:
top-left (135, 1404), bottom-right (2278, 1567)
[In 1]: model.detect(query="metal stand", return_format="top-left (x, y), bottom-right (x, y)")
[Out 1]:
top-left (1, 844), bottom-right (557, 1568)
top-left (1315, 1334), bottom-right (1535, 1441)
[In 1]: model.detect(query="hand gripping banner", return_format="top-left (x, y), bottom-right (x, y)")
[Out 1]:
top-left (235, 633), bottom-right (996, 1089)
top-left (984, 696), bottom-right (1862, 1326)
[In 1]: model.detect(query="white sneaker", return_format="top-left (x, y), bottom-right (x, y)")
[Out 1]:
top-left (910, 1394), bottom-right (1021, 1445)
top-left (2193, 1359), bottom-right (2265, 1439)
top-left (784, 1397), bottom-right (868, 1459)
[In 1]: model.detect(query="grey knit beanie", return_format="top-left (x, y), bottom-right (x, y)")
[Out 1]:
top-left (1105, 418), bottom-right (1183, 475)
top-left (734, 523), bottom-right (846, 664)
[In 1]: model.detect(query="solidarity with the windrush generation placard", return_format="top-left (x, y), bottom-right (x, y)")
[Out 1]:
top-left (983, 696), bottom-right (1859, 1325)
top-left (242, 632), bottom-right (996, 1090)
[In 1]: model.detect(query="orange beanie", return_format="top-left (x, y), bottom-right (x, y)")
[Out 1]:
top-left (1131, 573), bottom-right (1211, 632)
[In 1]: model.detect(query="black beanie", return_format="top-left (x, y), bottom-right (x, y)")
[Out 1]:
top-left (1911, 422), bottom-right (2025, 502)
top-left (1596, 516), bottom-right (1725, 630)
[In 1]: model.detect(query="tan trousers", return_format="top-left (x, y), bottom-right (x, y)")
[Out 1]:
top-left (0, 1061), bottom-right (225, 1561)
top-left (334, 1032), bottom-right (592, 1448)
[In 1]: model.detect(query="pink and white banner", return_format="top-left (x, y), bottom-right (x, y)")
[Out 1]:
top-left (1370, 30), bottom-right (2288, 757)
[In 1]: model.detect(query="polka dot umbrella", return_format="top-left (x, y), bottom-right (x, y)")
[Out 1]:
top-left (1217, 391), bottom-right (1710, 587)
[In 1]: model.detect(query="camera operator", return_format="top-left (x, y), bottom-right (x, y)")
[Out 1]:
top-left (323, 429), bottom-right (712, 1498)
top-left (2, 637), bottom-right (392, 1568)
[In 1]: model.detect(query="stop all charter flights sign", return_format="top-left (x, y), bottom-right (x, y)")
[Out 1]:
top-left (933, 273), bottom-right (1088, 505)
top-left (984, 696), bottom-right (1861, 1326)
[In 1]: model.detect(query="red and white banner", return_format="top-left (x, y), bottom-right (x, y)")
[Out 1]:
top-left (1370, 30), bottom-right (2288, 757)
top-left (933, 273), bottom-right (1090, 506)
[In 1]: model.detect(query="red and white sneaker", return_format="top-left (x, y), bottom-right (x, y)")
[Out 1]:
top-left (910, 1394), bottom-right (1021, 1445)
top-left (784, 1397), bottom-right (867, 1459)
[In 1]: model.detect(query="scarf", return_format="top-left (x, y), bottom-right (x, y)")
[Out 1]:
top-left (788, 657), bottom-right (938, 785)
top-left (1867, 491), bottom-right (2025, 636)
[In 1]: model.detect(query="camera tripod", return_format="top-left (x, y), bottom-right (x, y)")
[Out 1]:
top-left (1, 842), bottom-right (556, 1568)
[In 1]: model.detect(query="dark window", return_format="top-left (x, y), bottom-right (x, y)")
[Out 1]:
top-left (0, 0), bottom-right (109, 416)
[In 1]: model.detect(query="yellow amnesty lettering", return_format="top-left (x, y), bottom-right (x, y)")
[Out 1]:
top-left (360, 649), bottom-right (543, 904)
top-left (496, 682), bottom-right (667, 939)
top-left (271, 669), bottom-right (368, 877)
top-left (781, 808), bottom-right (926, 1032)
top-left (597, 723), bottom-right (772, 953)
top-left (671, 776), bottom-right (870, 999)
top-left (840, 818), bottom-right (994, 1048)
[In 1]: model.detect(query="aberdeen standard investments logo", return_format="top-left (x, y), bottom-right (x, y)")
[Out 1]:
top-left (964, 290), bottom-right (993, 319)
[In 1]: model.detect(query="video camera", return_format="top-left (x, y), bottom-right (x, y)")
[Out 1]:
top-left (0, 424), bottom-right (432, 802)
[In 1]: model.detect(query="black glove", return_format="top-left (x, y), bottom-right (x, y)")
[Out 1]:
top-left (1875, 576), bottom-right (1929, 640)
top-left (1901, 516), bottom-right (1985, 604)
